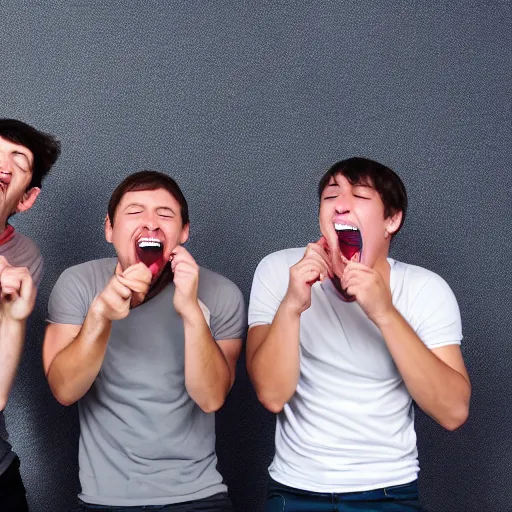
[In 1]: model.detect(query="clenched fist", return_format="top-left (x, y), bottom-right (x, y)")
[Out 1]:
top-left (0, 256), bottom-right (37, 321)
top-left (170, 246), bottom-right (199, 317)
top-left (91, 262), bottom-right (152, 321)
top-left (282, 237), bottom-right (333, 315)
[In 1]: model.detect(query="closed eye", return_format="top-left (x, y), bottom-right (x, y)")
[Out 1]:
top-left (13, 152), bottom-right (30, 172)
top-left (323, 195), bottom-right (338, 200)
top-left (126, 211), bottom-right (143, 215)
top-left (353, 194), bottom-right (370, 200)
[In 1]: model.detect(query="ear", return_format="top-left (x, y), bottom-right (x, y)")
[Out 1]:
top-left (15, 187), bottom-right (41, 213)
top-left (105, 215), bottom-right (113, 243)
top-left (385, 210), bottom-right (403, 237)
top-left (180, 223), bottom-right (190, 244)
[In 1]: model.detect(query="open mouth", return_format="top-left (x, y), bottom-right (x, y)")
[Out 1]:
top-left (334, 223), bottom-right (362, 262)
top-left (331, 223), bottom-right (362, 302)
top-left (0, 177), bottom-right (9, 193)
top-left (136, 237), bottom-right (165, 276)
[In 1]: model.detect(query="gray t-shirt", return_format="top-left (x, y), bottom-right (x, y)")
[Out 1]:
top-left (0, 230), bottom-right (43, 475)
top-left (47, 258), bottom-right (246, 506)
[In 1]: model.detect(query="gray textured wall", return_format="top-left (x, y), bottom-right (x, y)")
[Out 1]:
top-left (2, 1), bottom-right (511, 511)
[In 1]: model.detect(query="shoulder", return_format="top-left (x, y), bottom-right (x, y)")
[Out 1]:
top-left (391, 259), bottom-right (460, 324)
top-left (392, 259), bottom-right (455, 297)
top-left (198, 266), bottom-right (244, 305)
top-left (54, 258), bottom-right (116, 294)
top-left (6, 231), bottom-right (42, 265)
top-left (59, 258), bottom-right (115, 279)
top-left (256, 247), bottom-right (305, 274)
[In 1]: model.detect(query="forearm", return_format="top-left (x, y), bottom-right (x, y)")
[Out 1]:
top-left (378, 308), bottom-right (470, 430)
top-left (183, 303), bottom-right (231, 413)
top-left (249, 301), bottom-right (301, 413)
top-left (0, 317), bottom-right (26, 410)
top-left (47, 307), bottom-right (112, 406)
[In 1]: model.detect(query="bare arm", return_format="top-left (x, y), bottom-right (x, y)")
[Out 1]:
top-left (247, 240), bottom-right (332, 413)
top-left (246, 302), bottom-right (302, 413)
top-left (0, 317), bottom-right (26, 410)
top-left (0, 258), bottom-right (36, 410)
top-left (377, 309), bottom-right (470, 430)
top-left (343, 259), bottom-right (470, 430)
top-left (172, 246), bottom-right (242, 413)
top-left (183, 303), bottom-right (241, 412)
top-left (43, 262), bottom-right (151, 406)
top-left (43, 308), bottom-right (111, 406)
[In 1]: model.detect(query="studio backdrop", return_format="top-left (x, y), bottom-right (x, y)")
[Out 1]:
top-left (2, 1), bottom-right (510, 511)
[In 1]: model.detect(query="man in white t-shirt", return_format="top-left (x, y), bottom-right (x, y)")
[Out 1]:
top-left (247, 157), bottom-right (470, 511)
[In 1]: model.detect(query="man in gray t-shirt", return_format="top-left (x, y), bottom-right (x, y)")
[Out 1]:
top-left (44, 171), bottom-right (245, 511)
top-left (0, 119), bottom-right (60, 511)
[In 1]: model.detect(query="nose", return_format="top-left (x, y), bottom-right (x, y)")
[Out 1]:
top-left (334, 191), bottom-right (352, 214)
top-left (141, 211), bottom-right (159, 232)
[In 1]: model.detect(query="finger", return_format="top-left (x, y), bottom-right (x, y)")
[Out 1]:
top-left (0, 273), bottom-right (23, 295)
top-left (116, 275), bottom-right (150, 294)
top-left (300, 253), bottom-right (332, 279)
top-left (121, 263), bottom-right (152, 283)
top-left (171, 259), bottom-right (198, 273)
top-left (17, 272), bottom-right (35, 302)
top-left (304, 268), bottom-right (322, 285)
top-left (110, 276), bottom-right (133, 300)
top-left (170, 251), bottom-right (196, 267)
top-left (342, 274), bottom-right (361, 290)
top-left (344, 260), bottom-right (373, 273)
top-left (1, 289), bottom-right (19, 301)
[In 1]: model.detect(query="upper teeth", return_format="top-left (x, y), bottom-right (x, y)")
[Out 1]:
top-left (138, 237), bottom-right (162, 248)
top-left (334, 223), bottom-right (358, 231)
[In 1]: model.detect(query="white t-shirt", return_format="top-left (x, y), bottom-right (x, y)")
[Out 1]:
top-left (248, 248), bottom-right (462, 493)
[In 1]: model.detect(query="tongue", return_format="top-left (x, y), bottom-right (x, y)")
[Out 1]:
top-left (331, 229), bottom-right (363, 302)
top-left (136, 247), bottom-right (164, 276)
top-left (337, 229), bottom-right (362, 261)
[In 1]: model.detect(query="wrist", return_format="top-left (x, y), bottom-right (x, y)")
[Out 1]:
top-left (280, 296), bottom-right (304, 318)
top-left (89, 297), bottom-right (112, 325)
top-left (373, 305), bottom-right (400, 330)
top-left (178, 300), bottom-right (203, 324)
top-left (0, 314), bottom-right (25, 329)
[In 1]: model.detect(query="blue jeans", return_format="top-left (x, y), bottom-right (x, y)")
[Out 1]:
top-left (265, 478), bottom-right (424, 512)
top-left (72, 492), bottom-right (233, 512)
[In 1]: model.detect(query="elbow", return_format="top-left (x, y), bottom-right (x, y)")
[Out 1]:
top-left (257, 392), bottom-right (286, 414)
top-left (440, 403), bottom-right (470, 431)
top-left (198, 396), bottom-right (226, 414)
top-left (50, 384), bottom-right (78, 407)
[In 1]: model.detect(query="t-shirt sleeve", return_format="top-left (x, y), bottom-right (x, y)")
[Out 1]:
top-left (31, 252), bottom-right (43, 288)
top-left (248, 252), bottom-right (290, 327)
top-left (47, 267), bottom-right (92, 325)
top-left (410, 274), bottom-right (463, 349)
top-left (209, 280), bottom-right (246, 341)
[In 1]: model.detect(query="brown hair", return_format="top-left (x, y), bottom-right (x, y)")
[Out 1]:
top-left (0, 118), bottom-right (60, 189)
top-left (108, 170), bottom-right (189, 226)
top-left (318, 157), bottom-right (408, 236)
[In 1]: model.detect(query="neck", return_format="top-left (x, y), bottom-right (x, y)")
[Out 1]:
top-left (373, 256), bottom-right (391, 285)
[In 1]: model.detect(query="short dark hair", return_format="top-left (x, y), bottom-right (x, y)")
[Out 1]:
top-left (108, 170), bottom-right (189, 226)
top-left (318, 157), bottom-right (408, 236)
top-left (0, 119), bottom-right (61, 189)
